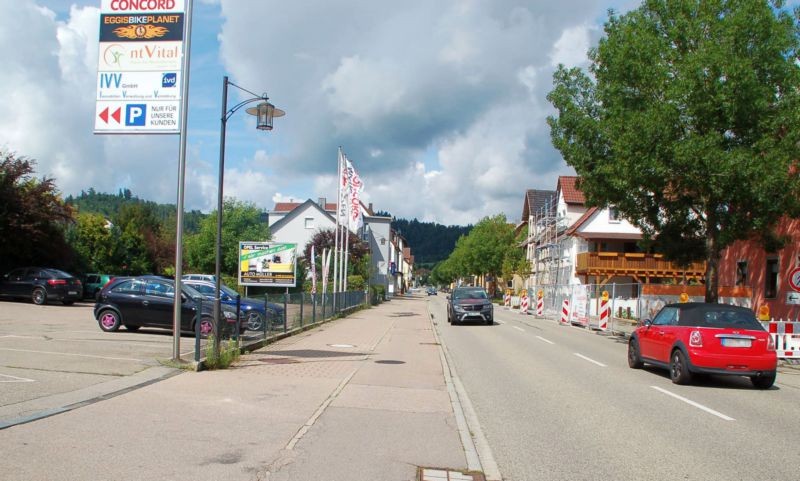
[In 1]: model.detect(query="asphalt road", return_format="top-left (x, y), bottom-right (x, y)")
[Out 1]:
top-left (428, 296), bottom-right (800, 481)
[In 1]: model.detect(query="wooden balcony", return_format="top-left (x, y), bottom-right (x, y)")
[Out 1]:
top-left (575, 252), bottom-right (706, 283)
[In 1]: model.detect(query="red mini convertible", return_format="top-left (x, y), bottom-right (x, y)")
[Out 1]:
top-left (628, 303), bottom-right (777, 389)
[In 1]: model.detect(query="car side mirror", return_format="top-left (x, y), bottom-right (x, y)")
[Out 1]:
top-left (180, 293), bottom-right (188, 303)
top-left (446, 295), bottom-right (451, 300)
top-left (642, 319), bottom-right (651, 327)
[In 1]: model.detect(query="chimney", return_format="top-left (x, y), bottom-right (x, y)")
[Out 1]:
top-left (368, 202), bottom-right (373, 213)
top-left (318, 197), bottom-right (326, 207)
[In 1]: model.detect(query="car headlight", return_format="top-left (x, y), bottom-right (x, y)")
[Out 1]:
top-left (454, 305), bottom-right (464, 311)
top-left (482, 304), bottom-right (492, 311)
top-left (223, 310), bottom-right (237, 320)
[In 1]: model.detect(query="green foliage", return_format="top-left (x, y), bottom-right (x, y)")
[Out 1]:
top-left (204, 336), bottom-right (240, 370)
top-left (547, 0), bottom-right (800, 301)
top-left (0, 151), bottom-right (76, 272)
top-left (67, 213), bottom-right (117, 273)
top-left (67, 188), bottom-right (206, 234)
top-left (431, 214), bottom-right (521, 289)
top-left (391, 218), bottom-right (472, 264)
top-left (347, 274), bottom-right (365, 291)
top-left (301, 228), bottom-right (369, 288)
top-left (185, 198), bottom-right (271, 276)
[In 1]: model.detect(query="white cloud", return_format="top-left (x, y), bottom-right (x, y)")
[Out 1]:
top-left (550, 24), bottom-right (593, 68)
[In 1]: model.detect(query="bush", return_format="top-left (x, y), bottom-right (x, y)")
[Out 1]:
top-left (347, 275), bottom-right (365, 291)
top-left (204, 336), bottom-right (240, 370)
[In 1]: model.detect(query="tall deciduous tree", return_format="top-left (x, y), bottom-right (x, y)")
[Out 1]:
top-left (548, 0), bottom-right (800, 302)
top-left (185, 199), bottom-right (271, 276)
top-left (0, 151), bottom-right (75, 272)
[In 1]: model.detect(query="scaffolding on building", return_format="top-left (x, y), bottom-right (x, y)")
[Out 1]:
top-left (528, 195), bottom-right (567, 288)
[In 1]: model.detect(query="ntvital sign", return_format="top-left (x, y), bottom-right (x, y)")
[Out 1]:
top-left (95, 0), bottom-right (185, 134)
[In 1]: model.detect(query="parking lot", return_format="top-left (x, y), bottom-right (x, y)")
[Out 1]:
top-left (0, 299), bottom-right (195, 415)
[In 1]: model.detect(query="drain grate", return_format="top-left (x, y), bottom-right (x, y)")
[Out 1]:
top-left (419, 342), bottom-right (440, 345)
top-left (258, 358), bottom-right (300, 364)
top-left (418, 467), bottom-right (485, 481)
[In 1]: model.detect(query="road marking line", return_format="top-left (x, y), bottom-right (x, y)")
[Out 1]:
top-left (536, 336), bottom-right (554, 345)
top-left (512, 326), bottom-right (525, 332)
top-left (573, 353), bottom-right (607, 367)
top-left (651, 386), bottom-right (735, 421)
top-left (0, 348), bottom-right (145, 363)
top-left (0, 335), bottom-right (42, 339)
top-left (0, 373), bottom-right (36, 383)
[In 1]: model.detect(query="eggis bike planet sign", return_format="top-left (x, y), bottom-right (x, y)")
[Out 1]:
top-left (239, 242), bottom-right (297, 287)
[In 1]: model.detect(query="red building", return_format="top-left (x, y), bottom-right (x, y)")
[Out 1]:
top-left (718, 218), bottom-right (800, 321)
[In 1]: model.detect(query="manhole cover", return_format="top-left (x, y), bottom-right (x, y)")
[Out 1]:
top-left (390, 312), bottom-right (419, 317)
top-left (328, 344), bottom-right (356, 348)
top-left (374, 360), bottom-right (405, 364)
top-left (258, 358), bottom-right (300, 364)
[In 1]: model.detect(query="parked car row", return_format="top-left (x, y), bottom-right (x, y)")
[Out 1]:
top-left (94, 275), bottom-right (247, 336)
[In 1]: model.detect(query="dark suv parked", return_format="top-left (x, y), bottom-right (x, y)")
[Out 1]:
top-left (94, 276), bottom-right (245, 336)
top-left (447, 287), bottom-right (493, 325)
top-left (0, 267), bottom-right (83, 305)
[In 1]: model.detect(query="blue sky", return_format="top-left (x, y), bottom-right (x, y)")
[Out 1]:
top-left (4, 0), bottom-right (791, 225)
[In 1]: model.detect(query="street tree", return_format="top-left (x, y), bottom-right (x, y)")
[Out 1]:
top-left (547, 0), bottom-right (800, 302)
top-left (0, 151), bottom-right (75, 272)
top-left (185, 198), bottom-right (271, 276)
top-left (67, 213), bottom-right (117, 273)
top-left (302, 228), bottom-right (369, 282)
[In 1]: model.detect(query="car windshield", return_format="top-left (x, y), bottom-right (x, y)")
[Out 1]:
top-left (47, 269), bottom-right (73, 278)
top-left (220, 285), bottom-right (239, 297)
top-left (182, 284), bottom-right (202, 298)
top-left (453, 289), bottom-right (488, 300)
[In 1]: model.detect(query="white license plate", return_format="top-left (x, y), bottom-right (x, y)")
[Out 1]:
top-left (721, 338), bottom-right (751, 348)
top-left (68, 291), bottom-right (78, 295)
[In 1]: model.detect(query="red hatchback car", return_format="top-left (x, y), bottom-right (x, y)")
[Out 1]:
top-left (628, 303), bottom-right (777, 389)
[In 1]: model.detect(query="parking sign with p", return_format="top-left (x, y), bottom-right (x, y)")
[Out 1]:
top-left (126, 104), bottom-right (147, 126)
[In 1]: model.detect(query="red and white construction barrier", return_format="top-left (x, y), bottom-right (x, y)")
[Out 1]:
top-left (536, 295), bottom-right (544, 317)
top-left (504, 293), bottom-right (511, 309)
top-left (519, 294), bottom-right (529, 315)
top-left (598, 298), bottom-right (609, 331)
top-left (560, 299), bottom-right (570, 325)
top-left (762, 321), bottom-right (800, 359)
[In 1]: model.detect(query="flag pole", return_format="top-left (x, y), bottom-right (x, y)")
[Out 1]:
top-left (344, 157), bottom-right (350, 293)
top-left (333, 147), bottom-right (342, 309)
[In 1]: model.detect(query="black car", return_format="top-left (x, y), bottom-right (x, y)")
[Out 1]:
top-left (182, 280), bottom-right (284, 331)
top-left (447, 287), bottom-right (493, 325)
top-left (0, 267), bottom-right (83, 305)
top-left (93, 276), bottom-right (245, 336)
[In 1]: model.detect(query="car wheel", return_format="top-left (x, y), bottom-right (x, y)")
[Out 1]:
top-left (98, 310), bottom-right (121, 332)
top-left (62, 300), bottom-right (74, 306)
top-left (125, 324), bottom-right (140, 332)
top-left (32, 288), bottom-right (47, 305)
top-left (196, 316), bottom-right (214, 338)
top-left (751, 371), bottom-right (776, 389)
top-left (486, 318), bottom-right (493, 325)
top-left (628, 339), bottom-right (644, 369)
top-left (246, 311), bottom-right (264, 331)
top-left (670, 349), bottom-right (693, 385)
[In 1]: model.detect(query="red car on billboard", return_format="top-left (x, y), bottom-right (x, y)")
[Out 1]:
top-left (628, 303), bottom-right (777, 389)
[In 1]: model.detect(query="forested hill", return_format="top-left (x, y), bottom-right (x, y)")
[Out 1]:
top-left (391, 218), bottom-right (472, 265)
top-left (65, 188), bottom-right (206, 233)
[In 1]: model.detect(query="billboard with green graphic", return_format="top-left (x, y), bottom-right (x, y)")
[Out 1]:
top-left (238, 242), bottom-right (297, 287)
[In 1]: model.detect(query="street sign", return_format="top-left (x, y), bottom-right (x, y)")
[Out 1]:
top-left (789, 266), bottom-right (800, 292)
top-left (94, 1), bottom-right (186, 134)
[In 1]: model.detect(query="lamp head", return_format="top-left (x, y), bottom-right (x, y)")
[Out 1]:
top-left (246, 101), bottom-right (285, 131)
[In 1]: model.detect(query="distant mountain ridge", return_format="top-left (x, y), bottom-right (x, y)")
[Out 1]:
top-left (391, 218), bottom-right (472, 266)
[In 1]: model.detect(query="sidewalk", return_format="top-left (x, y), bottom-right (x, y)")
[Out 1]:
top-left (4, 295), bottom-right (477, 481)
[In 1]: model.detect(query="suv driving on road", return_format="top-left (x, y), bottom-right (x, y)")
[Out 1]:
top-left (447, 287), bottom-right (493, 325)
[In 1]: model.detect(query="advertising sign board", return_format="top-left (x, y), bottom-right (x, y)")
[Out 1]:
top-left (95, 1), bottom-right (185, 134)
top-left (239, 242), bottom-right (297, 287)
top-left (571, 284), bottom-right (589, 326)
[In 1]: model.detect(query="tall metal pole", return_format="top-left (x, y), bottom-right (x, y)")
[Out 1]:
top-left (214, 75), bottom-right (229, 355)
top-left (172, 0), bottom-right (194, 361)
top-left (333, 147), bottom-right (342, 309)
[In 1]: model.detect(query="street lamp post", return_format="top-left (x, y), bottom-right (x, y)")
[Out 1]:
top-left (215, 76), bottom-right (284, 353)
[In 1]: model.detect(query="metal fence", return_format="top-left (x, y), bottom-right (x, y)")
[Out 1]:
top-left (192, 290), bottom-right (369, 362)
